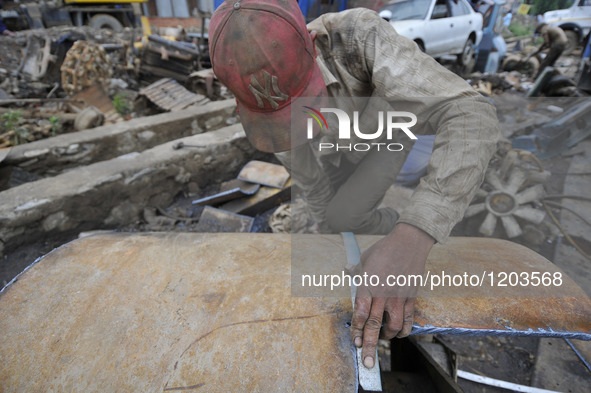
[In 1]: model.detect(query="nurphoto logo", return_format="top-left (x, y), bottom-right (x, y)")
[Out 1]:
top-left (303, 106), bottom-right (418, 152)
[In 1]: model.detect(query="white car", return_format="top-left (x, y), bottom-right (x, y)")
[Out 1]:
top-left (379, 0), bottom-right (483, 69)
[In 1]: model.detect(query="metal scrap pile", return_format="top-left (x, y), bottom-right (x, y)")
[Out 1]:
top-left (142, 160), bottom-right (294, 234)
top-left (0, 24), bottom-right (229, 148)
top-left (466, 35), bottom-right (591, 98)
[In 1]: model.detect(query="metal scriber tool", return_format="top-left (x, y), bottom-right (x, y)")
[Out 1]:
top-left (341, 232), bottom-right (382, 392)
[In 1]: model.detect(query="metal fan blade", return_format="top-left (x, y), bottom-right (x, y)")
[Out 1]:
top-left (506, 168), bottom-right (527, 194)
top-left (516, 184), bottom-right (545, 205)
top-left (486, 171), bottom-right (504, 191)
top-left (465, 203), bottom-right (487, 218)
top-left (513, 206), bottom-right (546, 225)
top-left (475, 188), bottom-right (489, 199)
top-left (479, 212), bottom-right (498, 236)
top-left (501, 215), bottom-right (523, 238)
top-left (498, 150), bottom-right (519, 180)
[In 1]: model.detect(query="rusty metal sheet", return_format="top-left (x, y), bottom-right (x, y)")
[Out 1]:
top-left (194, 206), bottom-right (254, 232)
top-left (72, 85), bottom-right (123, 125)
top-left (237, 160), bottom-right (290, 188)
top-left (0, 233), bottom-right (355, 392)
top-left (291, 235), bottom-right (591, 339)
top-left (356, 236), bottom-right (591, 339)
top-left (192, 179), bottom-right (260, 206)
top-left (1, 234), bottom-right (589, 392)
top-left (138, 78), bottom-right (209, 112)
top-left (220, 179), bottom-right (292, 216)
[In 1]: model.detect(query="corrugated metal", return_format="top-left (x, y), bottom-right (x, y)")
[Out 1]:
top-left (138, 78), bottom-right (209, 111)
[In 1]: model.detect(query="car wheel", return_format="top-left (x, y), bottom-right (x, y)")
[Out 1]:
top-left (457, 37), bottom-right (476, 75)
top-left (414, 40), bottom-right (425, 52)
top-left (88, 14), bottom-right (123, 32)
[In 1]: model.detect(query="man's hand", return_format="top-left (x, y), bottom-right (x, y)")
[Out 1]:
top-left (350, 223), bottom-right (434, 369)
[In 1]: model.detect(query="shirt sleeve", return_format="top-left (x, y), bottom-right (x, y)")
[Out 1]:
top-left (350, 10), bottom-right (500, 243)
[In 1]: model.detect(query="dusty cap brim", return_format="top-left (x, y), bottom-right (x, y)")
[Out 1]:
top-left (237, 61), bottom-right (328, 153)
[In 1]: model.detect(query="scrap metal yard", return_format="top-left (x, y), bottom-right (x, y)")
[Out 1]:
top-left (1, 0), bottom-right (591, 392)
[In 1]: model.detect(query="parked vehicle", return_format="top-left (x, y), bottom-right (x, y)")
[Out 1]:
top-left (543, 0), bottom-right (591, 53)
top-left (1, 0), bottom-right (144, 31)
top-left (379, 0), bottom-right (483, 72)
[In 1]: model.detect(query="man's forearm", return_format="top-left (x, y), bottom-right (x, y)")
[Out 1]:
top-left (386, 223), bottom-right (435, 250)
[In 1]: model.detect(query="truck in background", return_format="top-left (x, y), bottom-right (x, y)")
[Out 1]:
top-left (1, 0), bottom-right (144, 31)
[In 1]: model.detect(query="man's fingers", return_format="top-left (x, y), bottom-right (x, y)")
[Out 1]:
top-left (380, 298), bottom-right (404, 339)
top-left (351, 294), bottom-right (371, 348)
top-left (361, 297), bottom-right (386, 369)
top-left (396, 298), bottom-right (415, 338)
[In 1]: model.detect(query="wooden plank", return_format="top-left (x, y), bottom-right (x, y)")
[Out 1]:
top-left (531, 338), bottom-right (591, 392)
top-left (194, 206), bottom-right (254, 232)
top-left (237, 160), bottom-right (290, 188)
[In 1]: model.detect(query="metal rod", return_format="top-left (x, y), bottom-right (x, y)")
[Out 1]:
top-left (0, 99), bottom-right (84, 106)
top-left (410, 324), bottom-right (591, 340)
top-left (564, 338), bottom-right (591, 374)
top-left (457, 370), bottom-right (561, 393)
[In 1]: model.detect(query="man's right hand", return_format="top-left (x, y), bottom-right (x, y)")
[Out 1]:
top-left (350, 223), bottom-right (434, 369)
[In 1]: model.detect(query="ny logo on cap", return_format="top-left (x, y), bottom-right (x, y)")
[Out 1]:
top-left (249, 70), bottom-right (288, 110)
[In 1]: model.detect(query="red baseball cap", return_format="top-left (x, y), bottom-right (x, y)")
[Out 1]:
top-left (209, 0), bottom-right (328, 152)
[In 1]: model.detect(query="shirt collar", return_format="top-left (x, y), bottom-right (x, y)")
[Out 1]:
top-left (315, 55), bottom-right (340, 89)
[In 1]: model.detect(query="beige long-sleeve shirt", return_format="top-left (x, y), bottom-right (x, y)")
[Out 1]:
top-left (541, 25), bottom-right (568, 46)
top-left (283, 8), bottom-right (499, 243)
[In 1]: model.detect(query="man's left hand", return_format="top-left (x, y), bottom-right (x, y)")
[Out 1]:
top-left (350, 223), bottom-right (434, 369)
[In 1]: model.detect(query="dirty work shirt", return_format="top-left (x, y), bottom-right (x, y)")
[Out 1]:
top-left (535, 25), bottom-right (568, 79)
top-left (276, 8), bottom-right (500, 243)
top-left (541, 25), bottom-right (568, 46)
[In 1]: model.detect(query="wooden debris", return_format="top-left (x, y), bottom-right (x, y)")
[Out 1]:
top-left (237, 160), bottom-right (291, 189)
top-left (194, 206), bottom-right (254, 232)
top-left (71, 85), bottom-right (124, 125)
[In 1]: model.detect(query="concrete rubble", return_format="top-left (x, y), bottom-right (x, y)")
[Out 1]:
top-left (2, 99), bottom-right (237, 176)
top-left (0, 123), bottom-right (256, 256)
